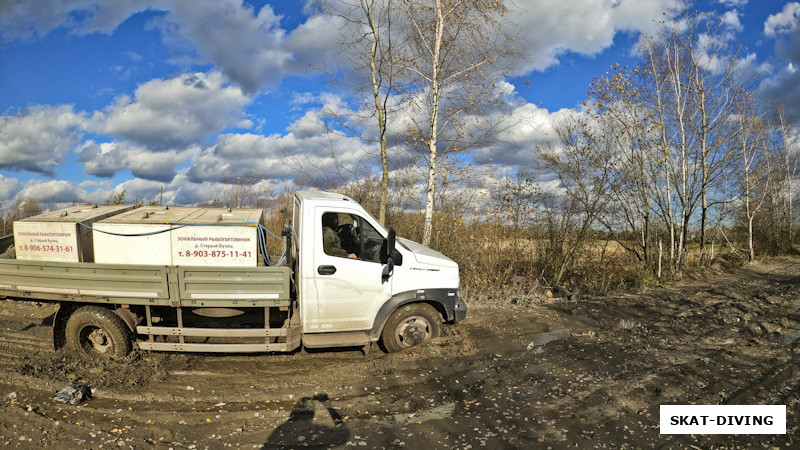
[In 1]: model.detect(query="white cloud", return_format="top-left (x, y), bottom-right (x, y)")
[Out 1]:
top-left (15, 179), bottom-right (89, 204)
top-left (110, 170), bottom-right (285, 206)
top-left (77, 179), bottom-right (113, 192)
top-left (186, 92), bottom-right (379, 186)
top-left (761, 64), bottom-right (800, 126)
top-left (157, 2), bottom-right (344, 92)
top-left (764, 2), bottom-right (800, 37)
top-left (471, 102), bottom-right (574, 169)
top-left (0, 105), bottom-right (86, 176)
top-left (509, 0), bottom-right (684, 73)
top-left (188, 133), bottom-right (290, 183)
top-left (151, 1), bottom-right (293, 93)
top-left (286, 108), bottom-right (333, 139)
top-left (2, 172), bottom-right (249, 208)
top-left (187, 131), bottom-right (366, 184)
top-left (718, 0), bottom-right (747, 7)
top-left (0, 175), bottom-right (21, 202)
top-left (0, 73), bottom-right (256, 181)
top-left (0, 83), bottom-right (588, 209)
top-left (761, 3), bottom-right (800, 126)
top-left (111, 176), bottom-right (180, 204)
top-left (736, 53), bottom-right (772, 80)
top-left (720, 10), bottom-right (742, 31)
top-left (0, 1), bottom-right (338, 93)
top-left (291, 92), bottom-right (319, 106)
top-left (0, 170), bottom-right (286, 209)
top-left (101, 72), bottom-right (252, 148)
top-left (2, 0), bottom-right (685, 93)
top-left (77, 140), bottom-right (198, 182)
top-left (0, 0), bottom-right (167, 40)
top-left (123, 51), bottom-right (143, 62)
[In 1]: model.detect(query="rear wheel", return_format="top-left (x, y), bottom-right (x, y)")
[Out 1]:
top-left (381, 303), bottom-right (442, 353)
top-left (65, 306), bottom-right (132, 358)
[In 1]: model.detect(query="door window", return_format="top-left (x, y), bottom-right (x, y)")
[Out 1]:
top-left (321, 212), bottom-right (383, 263)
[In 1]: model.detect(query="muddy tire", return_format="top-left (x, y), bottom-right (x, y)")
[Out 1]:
top-left (381, 303), bottom-right (442, 353)
top-left (65, 306), bottom-right (132, 358)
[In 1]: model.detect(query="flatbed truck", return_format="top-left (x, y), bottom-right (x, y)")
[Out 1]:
top-left (0, 191), bottom-right (466, 357)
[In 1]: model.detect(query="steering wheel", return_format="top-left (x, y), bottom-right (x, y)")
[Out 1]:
top-left (364, 241), bottom-right (382, 262)
top-left (337, 223), bottom-right (353, 235)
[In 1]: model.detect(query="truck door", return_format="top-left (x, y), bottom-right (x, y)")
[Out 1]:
top-left (310, 208), bottom-right (391, 332)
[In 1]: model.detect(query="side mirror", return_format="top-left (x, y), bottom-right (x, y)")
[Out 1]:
top-left (386, 227), bottom-right (396, 259)
top-left (381, 227), bottom-right (396, 265)
top-left (381, 227), bottom-right (396, 281)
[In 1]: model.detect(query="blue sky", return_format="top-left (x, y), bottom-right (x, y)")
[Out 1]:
top-left (0, 0), bottom-right (798, 208)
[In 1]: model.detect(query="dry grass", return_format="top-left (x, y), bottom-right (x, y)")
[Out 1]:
top-left (384, 214), bottom-right (654, 304)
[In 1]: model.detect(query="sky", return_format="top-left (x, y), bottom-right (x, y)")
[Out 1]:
top-left (0, 0), bottom-right (798, 210)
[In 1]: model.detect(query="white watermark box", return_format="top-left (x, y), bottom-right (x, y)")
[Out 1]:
top-left (660, 405), bottom-right (786, 434)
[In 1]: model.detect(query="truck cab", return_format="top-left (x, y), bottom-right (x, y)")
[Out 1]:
top-left (293, 191), bottom-right (467, 352)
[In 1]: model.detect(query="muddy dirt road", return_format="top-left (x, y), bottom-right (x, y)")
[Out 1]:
top-left (1, 259), bottom-right (799, 449)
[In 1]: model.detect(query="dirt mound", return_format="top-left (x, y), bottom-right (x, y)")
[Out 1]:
top-left (16, 350), bottom-right (195, 388)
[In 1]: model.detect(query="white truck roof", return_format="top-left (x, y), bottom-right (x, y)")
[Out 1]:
top-left (294, 190), bottom-right (353, 203)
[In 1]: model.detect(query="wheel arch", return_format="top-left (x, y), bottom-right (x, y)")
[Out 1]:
top-left (368, 290), bottom-right (452, 339)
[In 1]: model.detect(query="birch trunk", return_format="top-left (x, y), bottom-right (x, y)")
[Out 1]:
top-left (421, 1), bottom-right (444, 247)
top-left (366, 0), bottom-right (390, 225)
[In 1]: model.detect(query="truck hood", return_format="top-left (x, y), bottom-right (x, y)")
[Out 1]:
top-left (397, 237), bottom-right (458, 269)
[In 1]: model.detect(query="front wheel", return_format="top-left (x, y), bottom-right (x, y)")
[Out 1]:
top-left (65, 306), bottom-right (132, 358)
top-left (380, 303), bottom-right (442, 353)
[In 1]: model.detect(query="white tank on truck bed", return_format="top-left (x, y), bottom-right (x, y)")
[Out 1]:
top-left (171, 208), bottom-right (264, 266)
top-left (92, 206), bottom-right (199, 265)
top-left (13, 204), bottom-right (134, 262)
top-left (92, 206), bottom-right (265, 266)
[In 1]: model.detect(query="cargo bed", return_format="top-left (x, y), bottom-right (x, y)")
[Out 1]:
top-left (0, 246), bottom-right (300, 353)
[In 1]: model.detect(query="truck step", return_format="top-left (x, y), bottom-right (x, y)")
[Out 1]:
top-left (137, 341), bottom-right (297, 352)
top-left (136, 325), bottom-right (288, 338)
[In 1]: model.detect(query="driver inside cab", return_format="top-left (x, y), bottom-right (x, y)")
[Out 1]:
top-left (322, 213), bottom-right (357, 259)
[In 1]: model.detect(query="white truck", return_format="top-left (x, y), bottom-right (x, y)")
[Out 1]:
top-left (0, 190), bottom-right (466, 357)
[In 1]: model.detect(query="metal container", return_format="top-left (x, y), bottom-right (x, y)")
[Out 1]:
top-left (172, 208), bottom-right (264, 267)
top-left (13, 205), bottom-right (134, 262)
top-left (93, 207), bottom-right (264, 266)
top-left (92, 207), bottom-right (199, 265)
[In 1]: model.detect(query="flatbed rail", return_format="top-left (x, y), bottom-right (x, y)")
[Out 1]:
top-left (0, 259), bottom-right (170, 304)
top-left (0, 257), bottom-right (300, 353)
top-left (0, 259), bottom-right (290, 305)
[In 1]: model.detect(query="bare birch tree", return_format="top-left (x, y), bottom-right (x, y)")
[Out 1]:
top-left (773, 105), bottom-right (800, 245)
top-left (636, 11), bottom-right (744, 269)
top-left (314, 0), bottom-right (398, 224)
top-left (680, 15), bottom-right (741, 264)
top-left (733, 93), bottom-right (770, 261)
top-left (393, 0), bottom-right (515, 246)
top-left (639, 30), bottom-right (697, 272)
top-left (584, 66), bottom-right (662, 272)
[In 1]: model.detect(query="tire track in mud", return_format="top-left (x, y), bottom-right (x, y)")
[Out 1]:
top-left (0, 329), bottom-right (53, 372)
top-left (729, 359), bottom-right (800, 404)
